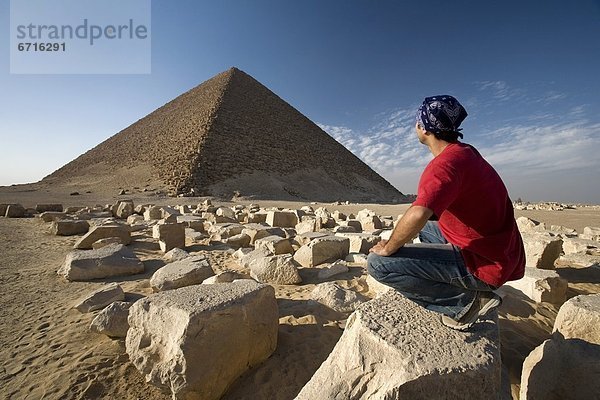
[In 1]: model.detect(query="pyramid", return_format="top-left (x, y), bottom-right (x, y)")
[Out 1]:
top-left (44, 67), bottom-right (406, 202)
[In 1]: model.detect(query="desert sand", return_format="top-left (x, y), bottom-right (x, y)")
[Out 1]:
top-left (0, 187), bottom-right (599, 399)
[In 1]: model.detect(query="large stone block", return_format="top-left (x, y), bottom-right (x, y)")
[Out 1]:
top-left (504, 267), bottom-right (567, 304)
top-left (266, 210), bottom-right (298, 228)
top-left (126, 281), bottom-right (278, 400)
top-left (582, 226), bottom-right (600, 241)
top-left (5, 204), bottom-right (25, 218)
top-left (335, 232), bottom-right (381, 254)
top-left (249, 254), bottom-right (302, 285)
top-left (150, 255), bottom-right (214, 292)
top-left (152, 223), bottom-right (185, 253)
top-left (553, 293), bottom-right (600, 344)
top-left (520, 338), bottom-right (600, 400)
top-left (58, 244), bottom-right (144, 281)
top-left (38, 211), bottom-right (68, 222)
top-left (293, 236), bottom-right (350, 268)
top-left (254, 235), bottom-right (293, 255)
top-left (296, 291), bottom-right (501, 399)
top-left (144, 206), bottom-right (163, 221)
top-left (50, 220), bottom-right (90, 236)
top-left (521, 232), bottom-right (563, 269)
top-left (35, 204), bottom-right (63, 213)
top-left (562, 237), bottom-right (599, 255)
top-left (74, 225), bottom-right (131, 250)
top-left (90, 301), bottom-right (132, 338)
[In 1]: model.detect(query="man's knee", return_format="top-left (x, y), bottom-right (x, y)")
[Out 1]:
top-left (366, 252), bottom-right (383, 278)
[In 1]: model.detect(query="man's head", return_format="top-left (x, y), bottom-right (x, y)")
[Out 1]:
top-left (415, 95), bottom-right (468, 143)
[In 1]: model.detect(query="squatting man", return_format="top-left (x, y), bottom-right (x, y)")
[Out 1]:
top-left (367, 95), bottom-right (525, 330)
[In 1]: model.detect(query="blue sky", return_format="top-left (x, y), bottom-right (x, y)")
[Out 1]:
top-left (1, 0), bottom-right (599, 203)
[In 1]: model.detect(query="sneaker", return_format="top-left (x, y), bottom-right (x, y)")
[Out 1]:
top-left (441, 291), bottom-right (502, 331)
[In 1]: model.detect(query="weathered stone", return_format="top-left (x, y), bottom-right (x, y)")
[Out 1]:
top-left (316, 260), bottom-right (349, 280)
top-left (38, 211), bottom-right (68, 222)
top-left (310, 282), bottom-right (365, 312)
top-left (202, 270), bottom-right (249, 284)
top-left (504, 267), bottom-right (567, 304)
top-left (232, 247), bottom-right (253, 260)
top-left (50, 220), bottom-right (90, 236)
top-left (216, 206), bottom-right (236, 220)
top-left (152, 223), bottom-right (185, 253)
top-left (516, 216), bottom-right (547, 233)
top-left (177, 215), bottom-right (206, 232)
top-left (164, 247), bottom-right (190, 262)
top-left (249, 254), bottom-right (302, 285)
top-left (150, 255), bottom-right (213, 291)
top-left (333, 225), bottom-right (356, 233)
top-left (562, 237), bottom-right (599, 255)
top-left (254, 235), bottom-right (293, 255)
top-left (144, 206), bottom-right (163, 221)
top-left (356, 208), bottom-right (376, 220)
top-left (74, 225), bottom-right (131, 250)
top-left (553, 293), bottom-right (600, 344)
top-left (582, 226), bottom-right (600, 241)
top-left (359, 215), bottom-right (382, 231)
top-left (294, 231), bottom-right (329, 247)
top-left (5, 204), bottom-right (25, 218)
top-left (35, 204), bottom-right (63, 213)
top-left (207, 223), bottom-right (244, 240)
top-left (558, 252), bottom-right (600, 268)
top-left (340, 219), bottom-right (362, 232)
top-left (266, 210), bottom-right (298, 228)
top-left (58, 244), bottom-right (144, 281)
top-left (366, 273), bottom-right (392, 295)
top-left (225, 233), bottom-right (252, 249)
top-left (126, 281), bottom-right (278, 400)
top-left (297, 291), bottom-right (501, 399)
top-left (521, 232), bottom-right (563, 269)
top-left (92, 237), bottom-right (125, 249)
top-left (74, 283), bottom-right (125, 312)
top-left (345, 252), bottom-right (368, 266)
top-left (115, 200), bottom-right (134, 219)
top-left (335, 232), bottom-right (381, 254)
top-left (295, 219), bottom-right (317, 234)
top-left (90, 301), bottom-right (132, 338)
top-left (238, 247), bottom-right (273, 269)
top-left (293, 236), bottom-right (350, 268)
top-left (520, 338), bottom-right (600, 400)
top-left (549, 225), bottom-right (577, 235)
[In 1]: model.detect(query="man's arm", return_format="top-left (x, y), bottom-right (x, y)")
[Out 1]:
top-left (369, 205), bottom-right (433, 256)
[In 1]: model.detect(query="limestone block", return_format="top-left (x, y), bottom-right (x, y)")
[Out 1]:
top-left (356, 208), bottom-right (376, 220)
top-left (294, 231), bottom-right (329, 248)
top-left (216, 206), bottom-right (236, 219)
top-left (177, 215), bottom-right (206, 232)
top-left (293, 236), bottom-right (350, 268)
top-left (35, 204), bottom-right (63, 213)
top-left (164, 248), bottom-right (190, 262)
top-left (90, 301), bottom-right (132, 338)
top-left (360, 215), bottom-right (383, 231)
top-left (238, 248), bottom-right (274, 269)
top-left (38, 211), bottom-right (68, 222)
top-left (310, 282), bottom-right (366, 312)
top-left (254, 235), bottom-right (293, 255)
top-left (366, 274), bottom-right (392, 295)
top-left (207, 222), bottom-right (244, 240)
top-left (5, 204), bottom-right (25, 218)
top-left (582, 226), bottom-right (600, 241)
top-left (345, 252), bottom-right (368, 267)
top-left (562, 237), bottom-right (599, 255)
top-left (341, 219), bottom-right (362, 232)
top-left (150, 255), bottom-right (213, 292)
top-left (126, 281), bottom-right (278, 400)
top-left (335, 232), bottom-right (381, 254)
top-left (59, 244), bottom-right (144, 281)
top-left (115, 200), bottom-right (134, 219)
top-left (297, 291), bottom-right (501, 399)
top-left (553, 293), bottom-right (600, 344)
top-left (50, 220), bottom-right (90, 236)
top-left (225, 233), bottom-right (252, 249)
top-left (202, 270), bottom-right (249, 284)
top-left (333, 225), bottom-right (356, 233)
top-left (504, 267), bottom-right (567, 304)
top-left (516, 216), bottom-right (547, 233)
top-left (316, 260), bottom-right (349, 280)
top-left (144, 206), bottom-right (163, 221)
top-left (74, 225), bottom-right (131, 249)
top-left (249, 254), bottom-right (302, 285)
top-left (521, 232), bottom-right (563, 269)
top-left (266, 210), bottom-right (298, 228)
top-left (520, 338), bottom-right (600, 400)
top-left (152, 223), bottom-right (185, 253)
top-left (74, 283), bottom-right (124, 312)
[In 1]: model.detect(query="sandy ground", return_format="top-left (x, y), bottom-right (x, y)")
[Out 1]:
top-left (0, 188), bottom-right (599, 399)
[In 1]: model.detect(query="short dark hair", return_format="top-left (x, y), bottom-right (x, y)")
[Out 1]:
top-left (433, 130), bottom-right (462, 142)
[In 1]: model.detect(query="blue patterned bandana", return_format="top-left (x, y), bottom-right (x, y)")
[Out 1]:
top-left (416, 95), bottom-right (468, 139)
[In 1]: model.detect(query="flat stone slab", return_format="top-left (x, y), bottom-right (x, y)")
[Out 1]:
top-left (51, 220), bottom-right (90, 236)
top-left (74, 225), bottom-right (131, 250)
top-left (74, 283), bottom-right (124, 313)
top-left (126, 281), bottom-right (278, 400)
top-left (296, 291), bottom-right (501, 399)
top-left (150, 255), bottom-right (214, 291)
top-left (293, 236), bottom-right (350, 268)
top-left (59, 244), bottom-right (144, 281)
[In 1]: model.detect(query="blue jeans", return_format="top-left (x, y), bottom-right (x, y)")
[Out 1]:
top-left (367, 221), bottom-right (496, 319)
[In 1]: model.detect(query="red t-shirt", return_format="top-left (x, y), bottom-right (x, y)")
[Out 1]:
top-left (412, 142), bottom-right (525, 287)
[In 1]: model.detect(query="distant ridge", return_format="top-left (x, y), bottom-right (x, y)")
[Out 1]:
top-left (44, 67), bottom-right (406, 202)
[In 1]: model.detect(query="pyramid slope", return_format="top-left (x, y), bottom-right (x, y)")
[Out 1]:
top-left (44, 67), bottom-right (406, 202)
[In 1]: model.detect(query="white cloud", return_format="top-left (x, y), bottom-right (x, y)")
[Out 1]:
top-left (475, 80), bottom-right (524, 102)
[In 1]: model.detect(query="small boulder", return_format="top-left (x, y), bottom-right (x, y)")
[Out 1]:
top-left (254, 235), bottom-right (293, 255)
top-left (521, 232), bottom-right (563, 269)
top-left (553, 294), bottom-right (600, 344)
top-left (504, 267), bottom-right (567, 304)
top-left (74, 283), bottom-right (125, 312)
top-left (90, 301), bottom-right (132, 338)
top-left (35, 204), bottom-right (63, 213)
top-left (150, 255), bottom-right (214, 291)
top-left (126, 281), bottom-right (278, 400)
top-left (59, 244), bottom-right (144, 281)
top-left (202, 270), bottom-right (249, 284)
top-left (310, 282), bottom-right (365, 312)
top-left (225, 233), bottom-right (252, 249)
top-left (293, 236), bottom-right (350, 268)
top-left (74, 225), bottom-right (131, 250)
top-left (152, 223), bottom-right (185, 253)
top-left (50, 220), bottom-right (90, 236)
top-left (143, 206), bottom-right (163, 221)
top-left (92, 237), bottom-right (125, 249)
top-left (316, 260), bottom-right (349, 280)
top-left (38, 211), bottom-right (68, 222)
top-left (249, 254), bottom-right (302, 285)
top-left (163, 248), bottom-right (190, 262)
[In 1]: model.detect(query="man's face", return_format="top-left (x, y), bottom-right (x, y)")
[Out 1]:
top-left (415, 122), bottom-right (427, 144)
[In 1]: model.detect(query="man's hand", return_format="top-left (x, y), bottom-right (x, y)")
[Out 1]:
top-left (369, 240), bottom-right (393, 256)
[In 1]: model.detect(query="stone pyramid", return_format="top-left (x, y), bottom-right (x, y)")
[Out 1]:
top-left (44, 67), bottom-right (406, 202)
